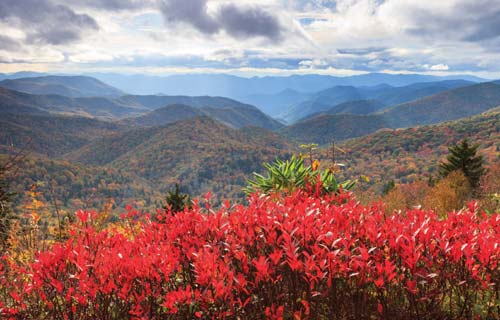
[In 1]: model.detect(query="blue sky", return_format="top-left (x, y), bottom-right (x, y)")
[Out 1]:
top-left (1, 0), bottom-right (500, 78)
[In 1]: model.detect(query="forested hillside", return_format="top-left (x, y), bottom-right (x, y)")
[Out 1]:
top-left (70, 117), bottom-right (293, 202)
top-left (1, 114), bottom-right (293, 210)
top-left (334, 108), bottom-right (500, 196)
top-left (2, 154), bottom-right (162, 213)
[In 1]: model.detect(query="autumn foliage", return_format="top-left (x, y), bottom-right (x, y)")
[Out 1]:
top-left (1, 189), bottom-right (500, 319)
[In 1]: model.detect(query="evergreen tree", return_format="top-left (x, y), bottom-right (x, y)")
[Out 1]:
top-left (439, 139), bottom-right (485, 189)
top-left (163, 184), bottom-right (191, 214)
top-left (0, 166), bottom-right (15, 251)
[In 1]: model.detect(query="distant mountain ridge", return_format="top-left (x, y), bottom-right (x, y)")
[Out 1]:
top-left (0, 87), bottom-right (147, 119)
top-left (281, 80), bottom-right (475, 123)
top-left (0, 73), bottom-right (486, 122)
top-left (0, 86), bottom-right (282, 129)
top-left (0, 76), bottom-right (124, 97)
top-left (89, 72), bottom-right (486, 98)
top-left (122, 102), bottom-right (282, 130)
top-left (282, 82), bottom-right (500, 144)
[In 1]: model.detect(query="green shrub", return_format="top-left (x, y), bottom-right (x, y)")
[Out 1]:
top-left (245, 156), bottom-right (355, 195)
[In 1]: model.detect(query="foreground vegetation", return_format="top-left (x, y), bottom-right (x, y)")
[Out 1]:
top-left (2, 187), bottom-right (500, 319)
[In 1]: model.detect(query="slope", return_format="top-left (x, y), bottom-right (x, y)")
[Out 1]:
top-left (2, 154), bottom-right (162, 213)
top-left (281, 114), bottom-right (389, 145)
top-left (381, 82), bottom-right (500, 127)
top-left (0, 113), bottom-right (124, 157)
top-left (333, 107), bottom-right (500, 194)
top-left (121, 104), bottom-right (204, 127)
top-left (301, 100), bottom-right (386, 121)
top-left (69, 117), bottom-right (293, 201)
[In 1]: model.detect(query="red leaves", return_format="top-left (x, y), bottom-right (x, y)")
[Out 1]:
top-left (406, 279), bottom-right (417, 294)
top-left (2, 192), bottom-right (500, 319)
top-left (253, 256), bottom-right (270, 282)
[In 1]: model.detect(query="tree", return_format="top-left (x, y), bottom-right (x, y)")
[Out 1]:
top-left (0, 166), bottom-right (15, 251)
top-left (426, 171), bottom-right (470, 217)
top-left (163, 184), bottom-right (191, 214)
top-left (439, 139), bottom-right (485, 190)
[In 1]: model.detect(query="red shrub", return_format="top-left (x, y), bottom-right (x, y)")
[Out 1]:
top-left (1, 191), bottom-right (500, 319)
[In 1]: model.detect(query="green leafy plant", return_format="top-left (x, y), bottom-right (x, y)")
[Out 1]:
top-left (245, 155), bottom-right (355, 195)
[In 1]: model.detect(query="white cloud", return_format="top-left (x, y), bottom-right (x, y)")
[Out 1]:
top-left (429, 64), bottom-right (450, 71)
top-left (0, 0), bottom-right (499, 77)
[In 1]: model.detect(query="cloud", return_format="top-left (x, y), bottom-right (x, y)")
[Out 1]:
top-left (0, 0), bottom-right (98, 45)
top-left (159, 0), bottom-right (219, 34)
top-left (158, 0), bottom-right (286, 41)
top-left (459, 1), bottom-right (500, 42)
top-left (428, 64), bottom-right (449, 71)
top-left (379, 0), bottom-right (500, 45)
top-left (0, 35), bottom-right (22, 50)
top-left (217, 4), bottom-right (284, 41)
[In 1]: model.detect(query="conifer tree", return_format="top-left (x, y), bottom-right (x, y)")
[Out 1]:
top-left (163, 184), bottom-right (191, 214)
top-left (439, 139), bottom-right (485, 189)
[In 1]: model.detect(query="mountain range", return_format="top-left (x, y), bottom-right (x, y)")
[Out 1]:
top-left (0, 77), bottom-right (280, 129)
top-left (1, 72), bottom-right (499, 212)
top-left (282, 82), bottom-right (500, 144)
top-left (281, 80), bottom-right (475, 123)
top-left (88, 72), bottom-right (486, 98)
top-left (0, 71), bottom-right (486, 100)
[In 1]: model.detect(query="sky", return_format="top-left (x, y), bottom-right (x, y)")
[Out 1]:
top-left (1, 0), bottom-right (500, 78)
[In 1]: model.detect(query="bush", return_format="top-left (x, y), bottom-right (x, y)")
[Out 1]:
top-left (1, 191), bottom-right (500, 319)
top-left (245, 156), bottom-right (355, 196)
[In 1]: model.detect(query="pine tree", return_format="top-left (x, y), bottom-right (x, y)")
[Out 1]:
top-left (439, 139), bottom-right (485, 190)
top-left (163, 184), bottom-right (191, 214)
